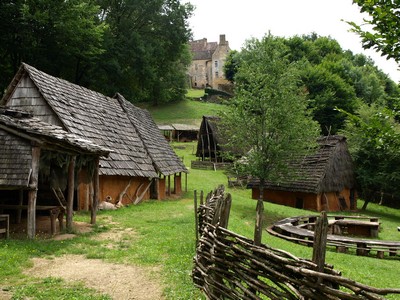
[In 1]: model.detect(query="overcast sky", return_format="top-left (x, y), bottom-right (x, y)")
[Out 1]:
top-left (185, 0), bottom-right (400, 82)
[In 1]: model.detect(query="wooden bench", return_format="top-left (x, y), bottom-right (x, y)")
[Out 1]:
top-left (329, 219), bottom-right (380, 238)
top-left (0, 205), bottom-right (64, 236)
top-left (0, 214), bottom-right (9, 239)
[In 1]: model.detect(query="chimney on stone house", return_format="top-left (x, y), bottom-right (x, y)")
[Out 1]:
top-left (219, 34), bottom-right (227, 45)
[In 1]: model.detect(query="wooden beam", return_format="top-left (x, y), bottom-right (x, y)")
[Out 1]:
top-left (27, 146), bottom-right (40, 239)
top-left (66, 156), bottom-right (76, 231)
top-left (91, 158), bottom-right (99, 224)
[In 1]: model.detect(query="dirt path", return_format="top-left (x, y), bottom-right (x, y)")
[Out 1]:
top-left (22, 220), bottom-right (164, 300)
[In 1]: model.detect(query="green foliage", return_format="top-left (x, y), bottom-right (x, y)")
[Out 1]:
top-left (221, 34), bottom-right (320, 183)
top-left (339, 105), bottom-right (400, 204)
top-left (226, 33), bottom-right (400, 135)
top-left (0, 0), bottom-right (193, 105)
top-left (0, 0), bottom-right (106, 88)
top-left (88, 0), bottom-right (194, 104)
top-left (223, 50), bottom-right (240, 83)
top-left (348, 1), bottom-right (400, 64)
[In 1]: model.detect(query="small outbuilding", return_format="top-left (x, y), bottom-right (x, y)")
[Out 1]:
top-left (0, 108), bottom-right (110, 238)
top-left (248, 135), bottom-right (357, 212)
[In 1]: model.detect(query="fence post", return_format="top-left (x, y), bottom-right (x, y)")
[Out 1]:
top-left (312, 211), bottom-right (328, 278)
top-left (194, 190), bottom-right (199, 247)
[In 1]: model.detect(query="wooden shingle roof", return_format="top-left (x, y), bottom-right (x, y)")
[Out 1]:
top-left (0, 109), bottom-right (110, 188)
top-left (248, 135), bottom-right (356, 194)
top-left (115, 94), bottom-right (187, 175)
top-left (2, 63), bottom-right (160, 178)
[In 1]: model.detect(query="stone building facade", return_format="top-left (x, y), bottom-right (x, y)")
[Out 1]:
top-left (188, 34), bottom-right (231, 89)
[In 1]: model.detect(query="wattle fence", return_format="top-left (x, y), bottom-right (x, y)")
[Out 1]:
top-left (192, 186), bottom-right (400, 299)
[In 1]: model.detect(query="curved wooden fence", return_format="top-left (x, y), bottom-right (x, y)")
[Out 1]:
top-left (192, 186), bottom-right (400, 299)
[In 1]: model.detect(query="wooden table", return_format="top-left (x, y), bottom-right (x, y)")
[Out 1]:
top-left (0, 205), bottom-right (64, 235)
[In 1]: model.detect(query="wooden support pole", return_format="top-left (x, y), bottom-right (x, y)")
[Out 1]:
top-left (168, 175), bottom-right (171, 196)
top-left (27, 146), bottom-right (41, 239)
top-left (66, 156), bottom-right (76, 231)
top-left (91, 158), bottom-right (100, 224)
top-left (17, 190), bottom-right (23, 224)
top-left (194, 190), bottom-right (199, 246)
top-left (312, 211), bottom-right (328, 276)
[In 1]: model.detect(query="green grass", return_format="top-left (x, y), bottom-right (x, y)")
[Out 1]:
top-left (185, 89), bottom-right (205, 98)
top-left (1, 141), bottom-right (400, 299)
top-left (139, 97), bottom-right (225, 126)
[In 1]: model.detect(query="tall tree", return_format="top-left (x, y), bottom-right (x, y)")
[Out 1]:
top-left (221, 34), bottom-right (320, 237)
top-left (339, 105), bottom-right (400, 209)
top-left (0, 0), bottom-right (105, 89)
top-left (348, 0), bottom-right (400, 64)
top-left (92, 0), bottom-right (193, 104)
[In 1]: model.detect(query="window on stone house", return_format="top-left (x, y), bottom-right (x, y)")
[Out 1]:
top-left (215, 71), bottom-right (219, 78)
top-left (215, 60), bottom-right (218, 68)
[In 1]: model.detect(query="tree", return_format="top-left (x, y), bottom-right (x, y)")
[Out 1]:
top-left (348, 1), bottom-right (400, 64)
top-left (223, 50), bottom-right (239, 83)
top-left (221, 34), bottom-right (320, 241)
top-left (339, 105), bottom-right (400, 209)
top-left (92, 0), bottom-right (194, 104)
top-left (0, 0), bottom-right (105, 89)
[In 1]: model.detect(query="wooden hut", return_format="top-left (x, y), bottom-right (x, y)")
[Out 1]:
top-left (0, 108), bottom-right (110, 238)
top-left (1, 63), bottom-right (187, 209)
top-left (196, 116), bottom-right (224, 162)
top-left (248, 135), bottom-right (357, 212)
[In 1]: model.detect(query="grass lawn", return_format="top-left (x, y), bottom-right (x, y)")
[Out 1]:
top-left (1, 141), bottom-right (399, 299)
top-left (138, 94), bottom-right (225, 127)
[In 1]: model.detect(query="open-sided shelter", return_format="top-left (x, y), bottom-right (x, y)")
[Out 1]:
top-left (248, 135), bottom-right (356, 212)
top-left (1, 63), bottom-right (187, 210)
top-left (196, 115), bottom-right (224, 162)
top-left (0, 108), bottom-right (110, 238)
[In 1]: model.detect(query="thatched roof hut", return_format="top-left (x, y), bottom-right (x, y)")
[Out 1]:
top-left (248, 135), bottom-right (357, 212)
top-left (1, 63), bottom-right (187, 207)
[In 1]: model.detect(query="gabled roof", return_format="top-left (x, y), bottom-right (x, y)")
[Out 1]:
top-left (0, 108), bottom-right (110, 188)
top-left (0, 63), bottom-right (182, 178)
top-left (115, 94), bottom-right (187, 175)
top-left (248, 135), bottom-right (356, 194)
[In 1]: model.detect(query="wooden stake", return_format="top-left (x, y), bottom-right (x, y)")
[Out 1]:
top-left (194, 190), bottom-right (199, 246)
top-left (91, 158), bottom-right (100, 224)
top-left (27, 146), bottom-right (40, 239)
top-left (66, 156), bottom-right (76, 231)
top-left (312, 211), bottom-right (328, 276)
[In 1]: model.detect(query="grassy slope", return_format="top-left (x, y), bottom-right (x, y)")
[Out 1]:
top-left (139, 95), bottom-right (224, 127)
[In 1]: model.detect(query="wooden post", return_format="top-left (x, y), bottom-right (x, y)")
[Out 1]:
top-left (91, 158), bottom-right (100, 224)
top-left (194, 190), bottom-right (199, 246)
top-left (66, 156), bottom-right (76, 231)
top-left (219, 193), bottom-right (232, 229)
top-left (185, 172), bottom-right (188, 193)
top-left (17, 190), bottom-right (23, 224)
top-left (254, 182), bottom-right (265, 246)
top-left (167, 175), bottom-right (171, 196)
top-left (27, 146), bottom-right (41, 239)
top-left (312, 211), bottom-right (328, 276)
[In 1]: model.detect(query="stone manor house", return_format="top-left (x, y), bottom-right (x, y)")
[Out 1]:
top-left (188, 34), bottom-right (231, 90)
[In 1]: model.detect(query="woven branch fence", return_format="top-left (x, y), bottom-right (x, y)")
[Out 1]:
top-left (192, 186), bottom-right (400, 300)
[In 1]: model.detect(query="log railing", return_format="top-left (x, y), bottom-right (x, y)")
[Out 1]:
top-left (193, 186), bottom-right (400, 299)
